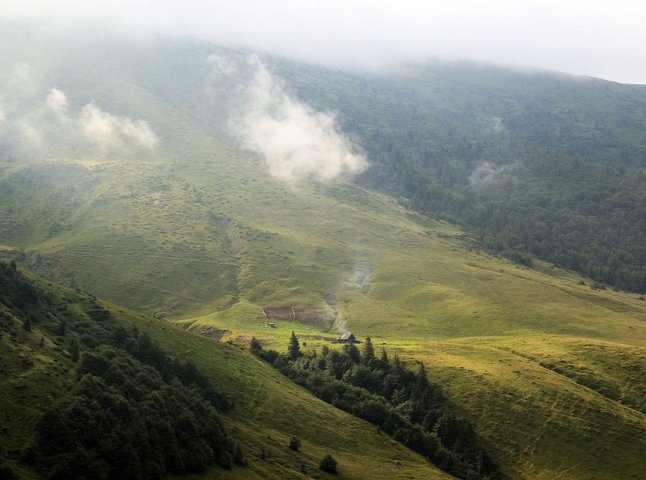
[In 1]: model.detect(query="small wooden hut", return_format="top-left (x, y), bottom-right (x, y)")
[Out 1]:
top-left (336, 332), bottom-right (358, 344)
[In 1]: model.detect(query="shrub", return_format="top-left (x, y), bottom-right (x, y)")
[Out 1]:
top-left (591, 281), bottom-right (606, 290)
top-left (319, 454), bottom-right (337, 474)
top-left (288, 436), bottom-right (301, 451)
top-left (249, 337), bottom-right (262, 354)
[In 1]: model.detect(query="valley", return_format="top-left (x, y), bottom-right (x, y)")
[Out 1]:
top-left (0, 31), bottom-right (645, 480)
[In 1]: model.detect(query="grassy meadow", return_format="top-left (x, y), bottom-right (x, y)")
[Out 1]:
top-left (1, 141), bottom-right (644, 479)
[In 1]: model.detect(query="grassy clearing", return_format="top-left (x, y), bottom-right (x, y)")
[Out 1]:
top-left (390, 336), bottom-right (646, 480)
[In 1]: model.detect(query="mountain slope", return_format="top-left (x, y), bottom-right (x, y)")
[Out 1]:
top-left (0, 32), bottom-right (645, 479)
top-left (0, 263), bottom-right (452, 479)
top-left (2, 144), bottom-right (645, 479)
top-left (3, 28), bottom-right (646, 291)
top-left (272, 59), bottom-right (646, 292)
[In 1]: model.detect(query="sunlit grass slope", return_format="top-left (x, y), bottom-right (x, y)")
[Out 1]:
top-left (0, 267), bottom-right (451, 480)
top-left (2, 144), bottom-right (645, 478)
top-left (173, 152), bottom-right (646, 479)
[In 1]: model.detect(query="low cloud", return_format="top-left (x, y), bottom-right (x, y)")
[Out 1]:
top-left (229, 57), bottom-right (368, 183)
top-left (78, 102), bottom-right (159, 151)
top-left (0, 73), bottom-right (158, 157)
top-left (206, 54), bottom-right (239, 77)
top-left (3, 1), bottom-right (646, 83)
top-left (45, 87), bottom-right (69, 118)
top-left (490, 116), bottom-right (505, 133)
top-left (469, 161), bottom-right (516, 188)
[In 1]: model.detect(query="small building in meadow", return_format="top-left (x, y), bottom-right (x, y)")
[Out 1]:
top-left (336, 332), bottom-right (358, 344)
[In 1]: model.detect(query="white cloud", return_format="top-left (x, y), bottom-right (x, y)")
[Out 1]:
top-left (1, 1), bottom-right (646, 83)
top-left (78, 102), bottom-right (158, 151)
top-left (207, 54), bottom-right (239, 77)
top-left (230, 58), bottom-right (368, 182)
top-left (46, 87), bottom-right (69, 118)
top-left (490, 117), bottom-right (505, 134)
top-left (469, 161), bottom-right (517, 188)
top-left (0, 79), bottom-right (159, 156)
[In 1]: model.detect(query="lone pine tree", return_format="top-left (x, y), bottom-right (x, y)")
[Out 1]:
top-left (288, 331), bottom-right (301, 360)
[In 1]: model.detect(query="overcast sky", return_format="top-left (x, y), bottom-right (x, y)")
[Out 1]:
top-left (2, 0), bottom-right (646, 84)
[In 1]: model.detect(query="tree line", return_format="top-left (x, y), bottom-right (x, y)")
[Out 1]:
top-left (251, 333), bottom-right (499, 480)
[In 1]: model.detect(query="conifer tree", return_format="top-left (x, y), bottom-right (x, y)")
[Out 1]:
top-left (380, 347), bottom-right (388, 363)
top-left (288, 436), bottom-right (301, 451)
top-left (392, 354), bottom-right (403, 373)
top-left (363, 336), bottom-right (375, 364)
top-left (233, 444), bottom-right (245, 466)
top-left (343, 342), bottom-right (360, 363)
top-left (69, 338), bottom-right (80, 363)
top-left (288, 331), bottom-right (301, 360)
top-left (416, 362), bottom-right (429, 390)
top-left (55, 319), bottom-right (66, 336)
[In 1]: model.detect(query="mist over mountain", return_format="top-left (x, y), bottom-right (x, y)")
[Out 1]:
top-left (2, 27), bottom-right (645, 292)
top-left (2, 1), bottom-right (646, 83)
top-left (1, 22), bottom-right (645, 480)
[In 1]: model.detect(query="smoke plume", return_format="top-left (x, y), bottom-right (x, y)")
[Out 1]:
top-left (45, 87), bottom-right (69, 118)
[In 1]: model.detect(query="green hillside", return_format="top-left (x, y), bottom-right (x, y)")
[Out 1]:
top-left (2, 144), bottom-right (645, 479)
top-left (0, 263), bottom-right (452, 479)
top-left (0, 31), bottom-right (645, 479)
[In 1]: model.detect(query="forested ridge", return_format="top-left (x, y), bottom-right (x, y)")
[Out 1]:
top-left (0, 262), bottom-right (242, 479)
top-left (274, 60), bottom-right (646, 293)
